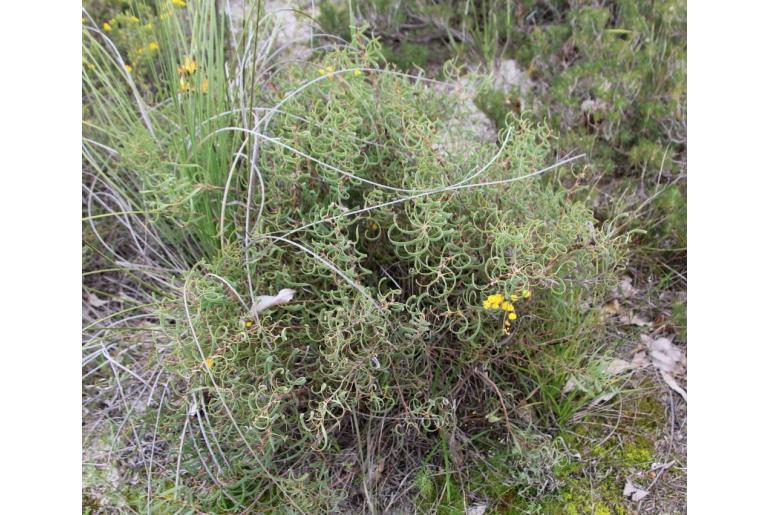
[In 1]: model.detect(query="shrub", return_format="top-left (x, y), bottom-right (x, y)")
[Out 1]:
top-left (83, 3), bottom-right (629, 512)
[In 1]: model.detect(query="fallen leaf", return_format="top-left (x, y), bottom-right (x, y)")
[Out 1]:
top-left (623, 479), bottom-right (650, 502)
top-left (601, 300), bottom-right (650, 326)
top-left (87, 293), bottom-right (110, 307)
top-left (466, 504), bottom-right (487, 515)
top-left (602, 299), bottom-right (623, 317)
top-left (622, 312), bottom-right (652, 327)
top-left (562, 376), bottom-right (580, 393)
top-left (589, 392), bottom-right (617, 407)
top-left (631, 351), bottom-right (650, 368)
top-left (617, 276), bottom-right (638, 298)
top-left (660, 371), bottom-right (688, 402)
top-left (250, 288), bottom-right (296, 315)
top-left (641, 335), bottom-right (687, 402)
top-left (604, 358), bottom-right (635, 375)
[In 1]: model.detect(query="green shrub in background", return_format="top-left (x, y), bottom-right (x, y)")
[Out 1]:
top-left (321, 0), bottom-right (687, 265)
top-left (83, 2), bottom-right (632, 512)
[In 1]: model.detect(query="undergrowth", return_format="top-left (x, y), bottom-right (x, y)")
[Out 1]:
top-left (83, 1), bottom-right (639, 512)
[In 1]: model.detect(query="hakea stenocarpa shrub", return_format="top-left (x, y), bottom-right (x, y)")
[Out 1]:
top-left (136, 39), bottom-right (628, 510)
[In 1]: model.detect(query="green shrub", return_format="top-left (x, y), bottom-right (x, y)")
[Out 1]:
top-left (83, 4), bottom-right (631, 512)
top-left (143, 44), bottom-right (626, 510)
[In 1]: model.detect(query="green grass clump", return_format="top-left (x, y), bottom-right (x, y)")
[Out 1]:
top-left (83, 2), bottom-right (633, 512)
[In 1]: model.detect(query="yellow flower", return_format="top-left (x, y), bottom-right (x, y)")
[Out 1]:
top-left (102, 21), bottom-right (111, 31)
top-left (353, 69), bottom-right (362, 76)
top-left (179, 77), bottom-right (190, 93)
top-left (483, 293), bottom-right (504, 309)
top-left (204, 357), bottom-right (214, 369)
top-left (200, 78), bottom-right (209, 93)
top-left (123, 64), bottom-right (133, 73)
top-left (521, 289), bottom-right (531, 299)
top-left (148, 41), bottom-right (159, 51)
top-left (172, 0), bottom-right (187, 7)
top-left (318, 68), bottom-right (326, 76)
top-left (508, 312), bottom-right (517, 320)
top-left (501, 301), bottom-right (514, 312)
top-left (178, 56), bottom-right (198, 75)
top-left (129, 16), bottom-right (140, 23)
top-left (244, 319), bottom-right (254, 329)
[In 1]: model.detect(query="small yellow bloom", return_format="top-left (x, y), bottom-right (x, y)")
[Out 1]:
top-left (129, 16), bottom-right (140, 23)
top-left (178, 56), bottom-right (198, 75)
top-left (483, 293), bottom-right (504, 309)
top-left (148, 41), bottom-right (159, 51)
top-left (200, 78), bottom-right (209, 93)
top-left (325, 65), bottom-right (334, 72)
top-left (179, 77), bottom-right (190, 93)
top-left (204, 357), bottom-right (214, 369)
top-left (102, 22), bottom-right (111, 31)
top-left (244, 319), bottom-right (254, 329)
top-left (172, 0), bottom-right (187, 7)
top-left (353, 69), bottom-right (362, 76)
top-left (508, 312), bottom-right (517, 320)
top-left (318, 68), bottom-right (326, 76)
top-left (123, 64), bottom-right (133, 73)
top-left (501, 301), bottom-right (514, 312)
top-left (521, 289), bottom-right (531, 299)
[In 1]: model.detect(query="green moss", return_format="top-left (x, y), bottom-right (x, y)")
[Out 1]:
top-left (542, 476), bottom-right (626, 515)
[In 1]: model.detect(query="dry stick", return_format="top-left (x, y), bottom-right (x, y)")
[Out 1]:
top-left (200, 390), bottom-right (232, 472)
top-left (104, 349), bottom-right (147, 467)
top-left (186, 419), bottom-right (243, 509)
top-left (352, 407), bottom-right (377, 514)
top-left (173, 414), bottom-right (190, 499)
top-left (146, 382), bottom-right (168, 515)
top-left (194, 391), bottom-right (224, 475)
top-left (182, 276), bottom-right (307, 514)
top-left (474, 367), bottom-right (522, 451)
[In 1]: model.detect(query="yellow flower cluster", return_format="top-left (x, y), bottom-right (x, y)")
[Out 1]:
top-left (318, 65), bottom-right (335, 79)
top-left (177, 56), bottom-right (208, 93)
top-left (177, 56), bottom-right (198, 75)
top-left (482, 289), bottom-right (532, 335)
